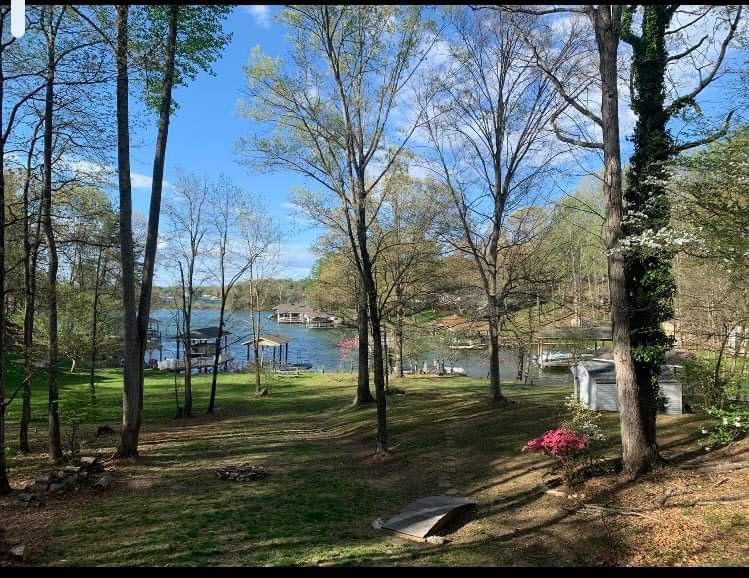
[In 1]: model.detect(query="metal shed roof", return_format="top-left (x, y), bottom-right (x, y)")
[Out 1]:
top-left (575, 360), bottom-right (679, 383)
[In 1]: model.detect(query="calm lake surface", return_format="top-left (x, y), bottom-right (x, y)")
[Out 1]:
top-left (149, 308), bottom-right (571, 385)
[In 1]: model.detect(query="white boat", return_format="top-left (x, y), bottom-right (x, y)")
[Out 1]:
top-left (537, 351), bottom-right (592, 368)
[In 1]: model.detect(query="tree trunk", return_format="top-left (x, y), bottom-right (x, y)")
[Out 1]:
top-left (183, 334), bottom-right (193, 416)
top-left (383, 327), bottom-right (389, 392)
top-left (356, 198), bottom-right (387, 453)
top-left (114, 5), bottom-right (142, 459)
top-left (20, 125), bottom-right (42, 454)
top-left (181, 259), bottom-right (194, 417)
top-left (251, 290), bottom-right (264, 395)
top-left (89, 246), bottom-right (105, 398)
top-left (516, 345), bottom-right (524, 381)
top-left (354, 284), bottom-right (374, 404)
top-left (42, 15), bottom-right (63, 461)
top-left (367, 290), bottom-right (388, 453)
top-left (207, 293), bottom-right (226, 413)
top-left (593, 6), bottom-right (653, 478)
top-left (254, 344), bottom-right (262, 393)
top-left (487, 295), bottom-right (504, 401)
top-left (135, 4), bottom-right (179, 422)
top-left (396, 285), bottom-right (404, 378)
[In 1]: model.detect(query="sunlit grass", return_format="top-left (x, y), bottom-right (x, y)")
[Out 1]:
top-left (2, 355), bottom-right (707, 566)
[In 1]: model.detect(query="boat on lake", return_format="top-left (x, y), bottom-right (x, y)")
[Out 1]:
top-left (537, 351), bottom-right (593, 368)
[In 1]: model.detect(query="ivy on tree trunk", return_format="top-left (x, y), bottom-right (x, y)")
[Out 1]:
top-left (622, 5), bottom-right (678, 454)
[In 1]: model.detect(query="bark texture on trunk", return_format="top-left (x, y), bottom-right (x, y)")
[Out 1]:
top-left (207, 297), bottom-right (226, 413)
top-left (593, 6), bottom-right (653, 478)
top-left (115, 5), bottom-right (142, 459)
top-left (356, 200), bottom-right (387, 452)
top-left (42, 15), bottom-right (63, 462)
top-left (136, 5), bottom-right (179, 417)
top-left (395, 288), bottom-right (404, 378)
top-left (486, 295), bottom-right (505, 401)
top-left (20, 131), bottom-right (42, 454)
top-left (89, 246), bottom-right (105, 398)
top-left (354, 285), bottom-right (374, 404)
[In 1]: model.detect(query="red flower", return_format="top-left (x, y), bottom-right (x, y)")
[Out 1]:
top-left (522, 427), bottom-right (589, 457)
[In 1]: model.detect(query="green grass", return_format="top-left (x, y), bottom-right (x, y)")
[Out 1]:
top-left (2, 357), bottom-right (709, 566)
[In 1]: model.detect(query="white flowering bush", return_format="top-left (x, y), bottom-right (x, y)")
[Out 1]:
top-left (701, 405), bottom-right (749, 451)
top-left (561, 395), bottom-right (607, 446)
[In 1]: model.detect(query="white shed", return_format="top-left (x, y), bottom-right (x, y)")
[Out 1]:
top-left (571, 359), bottom-right (683, 414)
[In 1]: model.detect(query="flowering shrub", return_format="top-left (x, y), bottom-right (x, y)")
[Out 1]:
top-left (522, 427), bottom-right (589, 457)
top-left (337, 336), bottom-right (358, 373)
top-left (700, 405), bottom-right (749, 451)
top-left (561, 395), bottom-right (607, 446)
top-left (522, 427), bottom-right (590, 487)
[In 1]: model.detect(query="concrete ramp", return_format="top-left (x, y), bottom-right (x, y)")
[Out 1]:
top-left (381, 495), bottom-right (477, 540)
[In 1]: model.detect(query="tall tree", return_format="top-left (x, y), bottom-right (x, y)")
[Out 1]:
top-left (422, 7), bottom-right (561, 401)
top-left (0, 5), bottom-right (48, 490)
top-left (241, 5), bottom-right (436, 452)
top-left (502, 3), bottom-right (652, 476)
top-left (74, 4), bottom-right (230, 456)
top-left (40, 5), bottom-right (68, 462)
top-left (206, 177), bottom-right (254, 413)
top-left (619, 4), bottom-right (741, 457)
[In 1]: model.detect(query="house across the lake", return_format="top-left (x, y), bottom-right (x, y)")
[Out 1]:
top-left (272, 303), bottom-right (337, 327)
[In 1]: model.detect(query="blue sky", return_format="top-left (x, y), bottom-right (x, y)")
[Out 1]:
top-left (129, 6), bottom-right (320, 284)
top-left (134, 5), bottom-right (742, 285)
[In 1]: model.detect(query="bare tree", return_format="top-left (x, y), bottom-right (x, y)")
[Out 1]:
top-left (241, 6), bottom-right (437, 453)
top-left (164, 174), bottom-right (210, 418)
top-left (206, 176), bottom-right (254, 413)
top-left (240, 208), bottom-right (281, 396)
top-left (421, 7), bottom-right (562, 401)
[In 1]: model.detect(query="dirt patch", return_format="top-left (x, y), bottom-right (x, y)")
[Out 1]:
top-left (541, 441), bottom-right (749, 566)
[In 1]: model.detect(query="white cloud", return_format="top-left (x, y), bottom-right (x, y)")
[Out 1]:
top-left (277, 242), bottom-right (316, 279)
top-left (244, 5), bottom-right (272, 29)
top-left (130, 171), bottom-right (173, 192)
top-left (131, 172), bottom-right (153, 190)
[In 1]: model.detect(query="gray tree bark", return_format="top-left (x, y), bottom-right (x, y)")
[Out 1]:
top-left (591, 5), bottom-right (653, 477)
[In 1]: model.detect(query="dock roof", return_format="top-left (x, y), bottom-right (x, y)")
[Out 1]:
top-left (169, 326), bottom-right (233, 340)
top-left (241, 334), bottom-right (290, 347)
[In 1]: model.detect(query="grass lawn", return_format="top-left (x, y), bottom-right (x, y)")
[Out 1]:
top-left (1, 359), bottom-right (747, 566)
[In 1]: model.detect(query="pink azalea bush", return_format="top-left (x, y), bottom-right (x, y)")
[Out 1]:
top-left (522, 427), bottom-right (590, 486)
top-left (522, 427), bottom-right (589, 457)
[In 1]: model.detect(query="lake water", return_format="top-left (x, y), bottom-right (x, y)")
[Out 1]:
top-left (148, 308), bottom-right (572, 385)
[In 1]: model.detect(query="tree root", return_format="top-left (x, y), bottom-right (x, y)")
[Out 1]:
top-left (679, 460), bottom-right (749, 473)
top-left (565, 503), bottom-right (658, 521)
